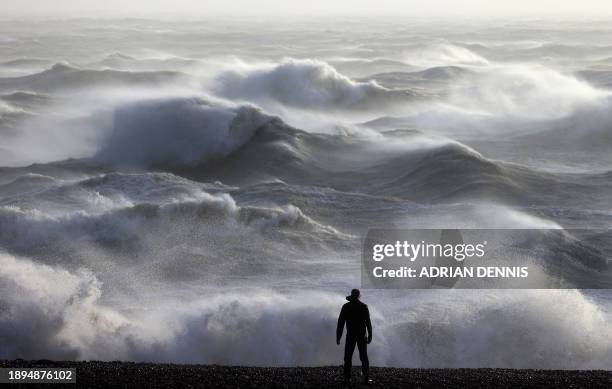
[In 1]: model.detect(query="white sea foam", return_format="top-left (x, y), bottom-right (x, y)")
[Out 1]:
top-left (1, 252), bottom-right (610, 368)
top-left (215, 58), bottom-right (398, 110)
top-left (448, 65), bottom-right (609, 119)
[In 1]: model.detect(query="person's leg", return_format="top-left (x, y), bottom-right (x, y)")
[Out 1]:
top-left (357, 337), bottom-right (369, 381)
top-left (344, 336), bottom-right (357, 380)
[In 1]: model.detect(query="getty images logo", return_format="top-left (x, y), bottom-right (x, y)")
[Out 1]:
top-left (371, 231), bottom-right (487, 262)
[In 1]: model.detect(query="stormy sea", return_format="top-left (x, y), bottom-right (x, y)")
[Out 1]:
top-left (0, 17), bottom-right (610, 370)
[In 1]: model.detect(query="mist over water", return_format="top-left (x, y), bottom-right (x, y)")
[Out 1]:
top-left (0, 17), bottom-right (611, 368)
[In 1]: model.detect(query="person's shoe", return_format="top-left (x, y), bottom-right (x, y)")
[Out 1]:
top-left (363, 378), bottom-right (373, 386)
top-left (343, 377), bottom-right (351, 387)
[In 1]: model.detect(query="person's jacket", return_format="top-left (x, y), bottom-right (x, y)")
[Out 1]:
top-left (336, 299), bottom-right (372, 341)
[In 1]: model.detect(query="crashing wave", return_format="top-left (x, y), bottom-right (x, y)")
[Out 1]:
top-left (1, 254), bottom-right (610, 368)
top-left (0, 187), bottom-right (348, 251)
top-left (95, 98), bottom-right (275, 167)
top-left (0, 257), bottom-right (343, 364)
top-left (447, 65), bottom-right (608, 119)
top-left (215, 58), bottom-right (420, 110)
top-left (0, 252), bottom-right (130, 360)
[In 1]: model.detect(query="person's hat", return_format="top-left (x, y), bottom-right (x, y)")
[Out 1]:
top-left (346, 289), bottom-right (360, 301)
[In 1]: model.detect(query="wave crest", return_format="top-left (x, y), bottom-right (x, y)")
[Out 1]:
top-left (216, 58), bottom-right (417, 110)
top-left (449, 65), bottom-right (608, 119)
top-left (96, 98), bottom-right (274, 167)
top-left (0, 253), bottom-right (129, 360)
top-left (404, 43), bottom-right (489, 67)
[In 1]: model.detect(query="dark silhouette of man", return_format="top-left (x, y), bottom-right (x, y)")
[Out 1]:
top-left (337, 289), bottom-right (372, 385)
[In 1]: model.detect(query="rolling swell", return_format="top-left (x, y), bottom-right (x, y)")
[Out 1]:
top-left (365, 66), bottom-right (474, 89)
top-left (165, 118), bottom-right (608, 208)
top-left (356, 142), bottom-right (612, 206)
top-left (5, 91), bottom-right (606, 213)
top-left (0, 63), bottom-right (192, 92)
top-left (1, 91), bottom-right (51, 108)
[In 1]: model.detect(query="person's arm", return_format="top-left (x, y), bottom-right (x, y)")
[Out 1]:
top-left (336, 306), bottom-right (346, 344)
top-left (365, 305), bottom-right (372, 344)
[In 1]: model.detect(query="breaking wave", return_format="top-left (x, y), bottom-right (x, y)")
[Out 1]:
top-left (1, 252), bottom-right (610, 368)
top-left (404, 43), bottom-right (490, 67)
top-left (95, 98), bottom-right (274, 167)
top-left (0, 252), bottom-right (129, 360)
top-left (448, 65), bottom-right (609, 119)
top-left (0, 183), bottom-right (347, 252)
top-left (215, 58), bottom-right (419, 110)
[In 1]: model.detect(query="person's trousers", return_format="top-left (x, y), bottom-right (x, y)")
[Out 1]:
top-left (343, 335), bottom-right (369, 379)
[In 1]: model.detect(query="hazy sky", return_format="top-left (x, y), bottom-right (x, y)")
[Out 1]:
top-left (3, 0), bottom-right (612, 18)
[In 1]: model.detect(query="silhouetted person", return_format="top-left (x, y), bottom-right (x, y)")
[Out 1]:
top-left (337, 289), bottom-right (372, 385)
